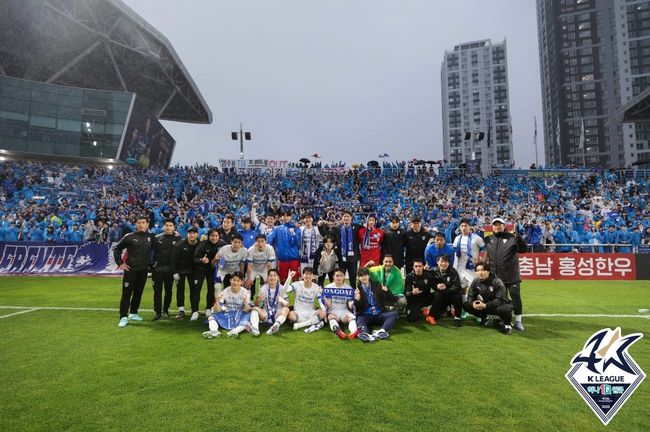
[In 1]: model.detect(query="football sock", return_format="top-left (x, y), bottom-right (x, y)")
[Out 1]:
top-left (208, 320), bottom-right (219, 332)
top-left (232, 325), bottom-right (246, 335)
top-left (329, 319), bottom-right (338, 331)
top-left (178, 306), bottom-right (185, 312)
top-left (348, 319), bottom-right (357, 334)
top-left (251, 310), bottom-right (260, 330)
top-left (294, 315), bottom-right (320, 330)
top-left (276, 315), bottom-right (286, 326)
top-left (515, 314), bottom-right (522, 322)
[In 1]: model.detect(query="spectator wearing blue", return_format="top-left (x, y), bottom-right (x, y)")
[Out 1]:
top-left (67, 224), bottom-right (83, 242)
top-left (524, 220), bottom-right (543, 252)
top-left (602, 225), bottom-right (618, 253)
top-left (617, 224), bottom-right (633, 253)
top-left (267, 209), bottom-right (302, 283)
top-left (553, 225), bottom-right (571, 253)
top-left (425, 232), bottom-right (455, 270)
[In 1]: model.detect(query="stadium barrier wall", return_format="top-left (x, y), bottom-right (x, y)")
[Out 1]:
top-left (0, 243), bottom-right (649, 280)
top-left (0, 242), bottom-right (120, 275)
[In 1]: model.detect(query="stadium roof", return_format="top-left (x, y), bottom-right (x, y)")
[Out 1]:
top-left (0, 0), bottom-right (212, 124)
top-left (618, 86), bottom-right (650, 123)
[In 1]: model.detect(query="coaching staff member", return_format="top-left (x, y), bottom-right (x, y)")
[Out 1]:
top-left (484, 216), bottom-right (527, 331)
top-left (151, 219), bottom-right (181, 321)
top-left (113, 215), bottom-right (154, 328)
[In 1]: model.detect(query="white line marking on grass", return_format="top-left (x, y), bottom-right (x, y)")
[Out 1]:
top-left (527, 313), bottom-right (650, 320)
top-left (0, 308), bottom-right (40, 319)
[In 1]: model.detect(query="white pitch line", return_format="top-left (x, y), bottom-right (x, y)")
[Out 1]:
top-left (0, 308), bottom-right (40, 319)
top-left (527, 313), bottom-right (650, 320)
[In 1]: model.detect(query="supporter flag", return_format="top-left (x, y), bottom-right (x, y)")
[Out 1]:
top-left (487, 119), bottom-right (491, 148)
top-left (556, 117), bottom-right (561, 161)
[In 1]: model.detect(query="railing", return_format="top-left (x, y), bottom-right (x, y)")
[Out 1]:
top-left (529, 243), bottom-right (643, 253)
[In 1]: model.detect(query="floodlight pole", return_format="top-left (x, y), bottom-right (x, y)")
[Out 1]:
top-left (239, 123), bottom-right (244, 160)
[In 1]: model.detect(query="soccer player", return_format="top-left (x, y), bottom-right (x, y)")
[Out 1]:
top-left (201, 272), bottom-right (253, 339)
top-left (428, 254), bottom-right (462, 327)
top-left (330, 210), bottom-right (362, 289)
top-left (249, 269), bottom-right (290, 336)
top-left (354, 267), bottom-right (398, 342)
top-left (382, 215), bottom-right (405, 269)
top-left (462, 262), bottom-right (513, 335)
top-left (251, 202), bottom-right (276, 236)
top-left (299, 213), bottom-right (322, 273)
top-left (215, 233), bottom-right (248, 289)
top-left (365, 254), bottom-right (406, 309)
top-left (404, 258), bottom-right (435, 322)
top-left (321, 268), bottom-right (358, 340)
top-left (245, 234), bottom-right (276, 298)
top-left (171, 226), bottom-right (199, 320)
top-left (285, 268), bottom-right (326, 333)
top-left (484, 217), bottom-right (528, 331)
top-left (452, 219), bottom-right (485, 317)
top-left (217, 214), bottom-right (238, 245)
top-left (151, 219), bottom-right (181, 320)
top-left (113, 215), bottom-right (154, 328)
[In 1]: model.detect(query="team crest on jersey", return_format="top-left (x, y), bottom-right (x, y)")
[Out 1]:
top-left (421, 236), bottom-right (426, 241)
top-left (502, 239), bottom-right (507, 243)
top-left (566, 328), bottom-right (645, 425)
top-left (124, 282), bottom-right (129, 288)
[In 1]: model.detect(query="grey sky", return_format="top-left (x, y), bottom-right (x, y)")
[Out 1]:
top-left (123, 0), bottom-right (543, 168)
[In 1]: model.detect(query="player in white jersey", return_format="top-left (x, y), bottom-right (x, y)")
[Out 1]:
top-left (285, 267), bottom-right (326, 333)
top-left (452, 219), bottom-right (486, 315)
top-left (251, 202), bottom-right (276, 237)
top-left (321, 268), bottom-right (358, 340)
top-left (201, 272), bottom-right (253, 339)
top-left (245, 234), bottom-right (276, 298)
top-left (249, 269), bottom-right (290, 336)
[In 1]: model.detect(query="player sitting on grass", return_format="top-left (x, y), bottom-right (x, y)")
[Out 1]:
top-left (353, 267), bottom-right (398, 342)
top-left (321, 268), bottom-right (359, 340)
top-left (202, 272), bottom-right (253, 339)
top-left (285, 267), bottom-right (326, 333)
top-left (462, 262), bottom-right (513, 335)
top-left (249, 269), bottom-right (290, 336)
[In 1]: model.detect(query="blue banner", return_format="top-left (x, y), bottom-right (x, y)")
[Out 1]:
top-left (0, 242), bottom-right (120, 275)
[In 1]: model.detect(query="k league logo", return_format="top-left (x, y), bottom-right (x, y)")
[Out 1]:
top-left (566, 328), bottom-right (645, 425)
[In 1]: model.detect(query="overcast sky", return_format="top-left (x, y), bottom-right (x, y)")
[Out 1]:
top-left (123, 0), bottom-right (544, 168)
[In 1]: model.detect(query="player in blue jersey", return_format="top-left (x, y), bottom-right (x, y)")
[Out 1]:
top-left (321, 268), bottom-right (358, 340)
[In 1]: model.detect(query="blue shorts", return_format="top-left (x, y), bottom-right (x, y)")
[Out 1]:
top-left (205, 310), bottom-right (251, 330)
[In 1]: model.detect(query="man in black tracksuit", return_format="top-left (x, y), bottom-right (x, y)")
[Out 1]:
top-left (403, 216), bottom-right (432, 274)
top-left (382, 215), bottom-right (405, 269)
top-left (404, 258), bottom-right (435, 322)
top-left (171, 226), bottom-right (199, 320)
top-left (193, 228), bottom-right (225, 318)
top-left (429, 254), bottom-right (462, 327)
top-left (484, 217), bottom-right (528, 331)
top-left (463, 262), bottom-right (513, 335)
top-left (151, 219), bottom-right (182, 320)
top-left (113, 216), bottom-right (154, 328)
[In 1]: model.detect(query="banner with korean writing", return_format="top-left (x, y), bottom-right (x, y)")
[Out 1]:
top-left (519, 253), bottom-right (636, 280)
top-left (0, 242), bottom-right (121, 275)
top-left (218, 159), bottom-right (288, 175)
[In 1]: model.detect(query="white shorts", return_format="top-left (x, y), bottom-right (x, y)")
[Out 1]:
top-left (328, 309), bottom-right (355, 322)
top-left (294, 309), bottom-right (319, 322)
top-left (458, 269), bottom-right (477, 289)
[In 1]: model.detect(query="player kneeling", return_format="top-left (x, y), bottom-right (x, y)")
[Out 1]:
top-left (322, 268), bottom-right (358, 340)
top-left (250, 269), bottom-right (290, 336)
top-left (202, 272), bottom-right (253, 339)
top-left (285, 268), bottom-right (326, 333)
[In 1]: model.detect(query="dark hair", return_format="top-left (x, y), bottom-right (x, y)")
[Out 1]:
top-left (383, 254), bottom-right (394, 260)
top-left (207, 228), bottom-right (219, 238)
top-left (434, 232), bottom-right (446, 238)
top-left (333, 268), bottom-right (345, 275)
top-left (231, 233), bottom-right (243, 242)
top-left (357, 267), bottom-right (370, 276)
top-left (323, 235), bottom-right (335, 243)
top-left (255, 234), bottom-right (267, 241)
top-left (267, 268), bottom-right (279, 276)
top-left (136, 215), bottom-right (148, 222)
top-left (475, 261), bottom-right (489, 271)
top-left (412, 258), bottom-right (424, 264)
top-left (341, 210), bottom-right (352, 217)
top-left (230, 271), bottom-right (244, 280)
top-left (223, 215), bottom-right (234, 222)
top-left (164, 218), bottom-right (175, 226)
top-left (460, 218), bottom-right (471, 225)
top-left (436, 254), bottom-right (450, 263)
top-left (302, 266), bottom-right (314, 274)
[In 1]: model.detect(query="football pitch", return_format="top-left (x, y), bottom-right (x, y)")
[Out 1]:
top-left (1, 277), bottom-right (649, 432)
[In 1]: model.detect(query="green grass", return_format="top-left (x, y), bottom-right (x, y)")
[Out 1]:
top-left (0, 277), bottom-right (649, 432)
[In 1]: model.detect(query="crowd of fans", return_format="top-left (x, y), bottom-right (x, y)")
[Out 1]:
top-left (0, 160), bottom-right (649, 252)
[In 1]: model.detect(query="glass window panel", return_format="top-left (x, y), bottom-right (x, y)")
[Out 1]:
top-left (30, 115), bottom-right (57, 128)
